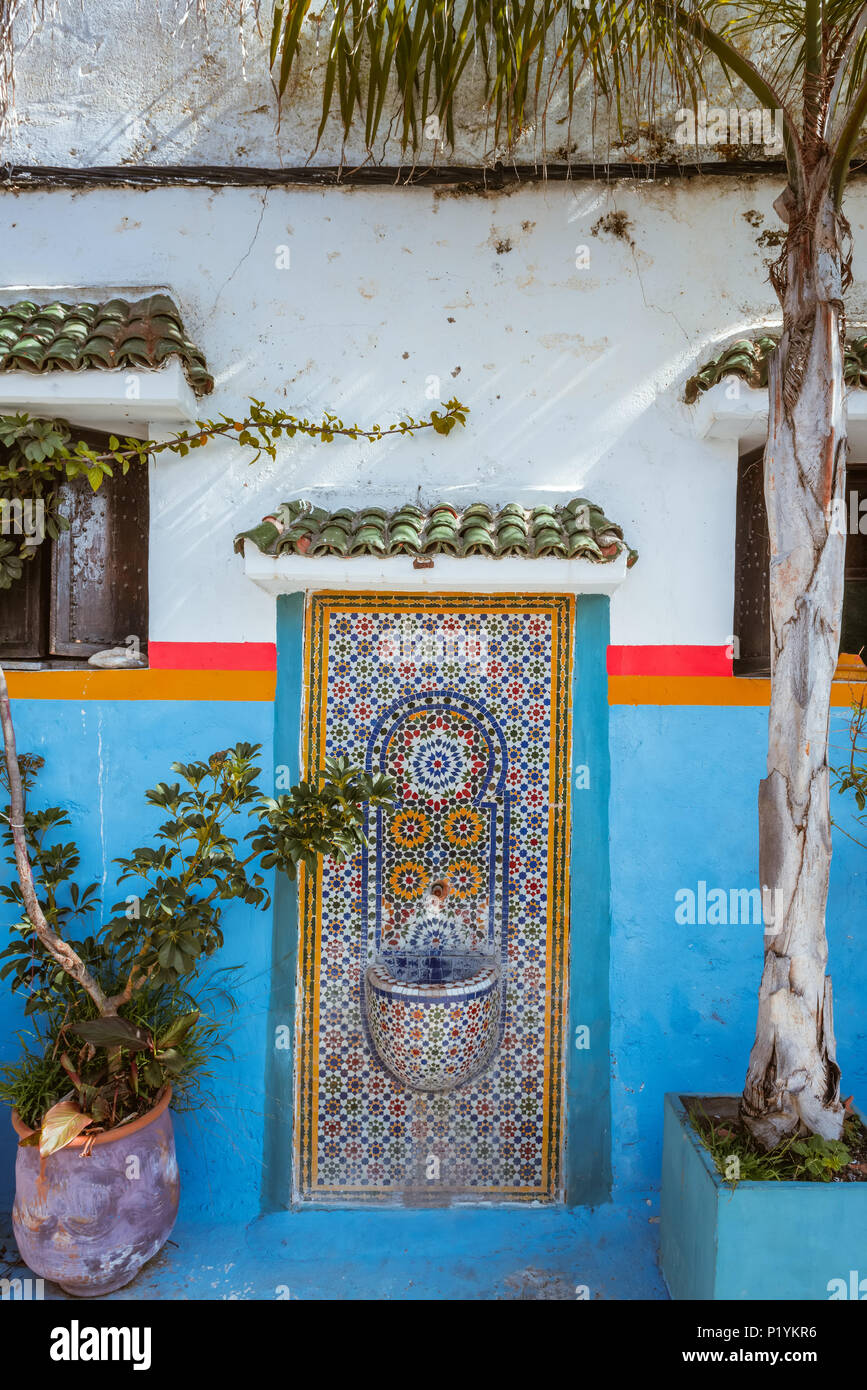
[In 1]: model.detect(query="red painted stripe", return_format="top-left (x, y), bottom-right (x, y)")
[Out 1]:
top-left (607, 645), bottom-right (732, 677)
top-left (149, 642), bottom-right (277, 671)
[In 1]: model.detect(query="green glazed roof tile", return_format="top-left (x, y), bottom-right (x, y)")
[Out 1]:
top-left (235, 496), bottom-right (635, 566)
top-left (422, 521), bottom-right (462, 554)
top-left (427, 507), bottom-right (460, 528)
top-left (239, 519), bottom-right (283, 554)
top-left (462, 502), bottom-right (494, 522)
top-left (535, 531), bottom-right (568, 557)
top-left (284, 512), bottom-right (321, 535)
top-left (567, 535), bottom-right (604, 559)
top-left (685, 329), bottom-right (867, 403)
top-left (349, 525), bottom-right (389, 555)
top-left (496, 513), bottom-right (529, 535)
top-left (496, 527), bottom-right (532, 555)
top-left (312, 525), bottom-right (353, 554)
top-left (390, 521), bottom-right (424, 549)
top-left (460, 526), bottom-right (497, 554)
top-left (0, 293), bottom-right (213, 395)
top-left (425, 516), bottom-right (460, 537)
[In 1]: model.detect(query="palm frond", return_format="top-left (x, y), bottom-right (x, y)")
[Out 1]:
top-left (266, 0), bottom-right (867, 175)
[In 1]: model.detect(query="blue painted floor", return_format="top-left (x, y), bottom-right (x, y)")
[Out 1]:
top-left (1, 1199), bottom-right (668, 1300)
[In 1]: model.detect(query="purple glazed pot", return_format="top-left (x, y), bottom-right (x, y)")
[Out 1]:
top-left (11, 1087), bottom-right (179, 1297)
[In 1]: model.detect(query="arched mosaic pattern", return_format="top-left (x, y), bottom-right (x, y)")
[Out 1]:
top-left (295, 593), bottom-right (573, 1202)
top-left (364, 692), bottom-right (507, 988)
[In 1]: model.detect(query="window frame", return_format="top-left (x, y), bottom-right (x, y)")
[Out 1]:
top-left (0, 428), bottom-right (149, 668)
top-left (733, 444), bottom-right (867, 680)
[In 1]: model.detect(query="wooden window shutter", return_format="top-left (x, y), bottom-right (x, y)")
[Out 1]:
top-left (734, 449), bottom-right (867, 674)
top-left (49, 458), bottom-right (149, 659)
top-left (733, 447), bottom-right (770, 676)
top-left (0, 543), bottom-right (48, 659)
top-left (840, 464), bottom-right (867, 660)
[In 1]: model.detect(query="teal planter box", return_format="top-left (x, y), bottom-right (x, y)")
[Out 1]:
top-left (661, 1092), bottom-right (867, 1300)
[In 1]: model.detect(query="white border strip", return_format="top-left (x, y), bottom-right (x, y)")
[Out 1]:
top-left (692, 380), bottom-right (867, 451)
top-left (243, 542), bottom-right (629, 595)
top-left (0, 360), bottom-right (199, 432)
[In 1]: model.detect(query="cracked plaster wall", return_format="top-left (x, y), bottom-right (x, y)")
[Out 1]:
top-left (5, 174), bottom-right (865, 649)
top-left (7, 0), bottom-right (792, 168)
top-left (7, 7), bottom-right (866, 648)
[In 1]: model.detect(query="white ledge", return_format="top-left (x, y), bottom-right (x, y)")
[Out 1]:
top-left (0, 360), bottom-right (199, 433)
top-left (243, 543), bottom-right (630, 596)
top-left (692, 380), bottom-right (867, 453)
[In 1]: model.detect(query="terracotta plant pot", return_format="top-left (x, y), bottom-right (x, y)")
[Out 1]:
top-left (11, 1087), bottom-right (179, 1297)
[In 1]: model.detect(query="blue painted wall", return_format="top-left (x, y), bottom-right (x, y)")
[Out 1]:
top-left (263, 594), bottom-right (303, 1208)
top-left (0, 699), bottom-right (275, 1222)
top-left (609, 702), bottom-right (867, 1195)
top-left (2, 689), bottom-right (865, 1222)
top-left (566, 595), bottom-right (612, 1204)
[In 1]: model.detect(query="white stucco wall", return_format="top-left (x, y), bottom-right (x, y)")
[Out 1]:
top-left (6, 6), bottom-right (867, 650)
top-left (6, 174), bottom-right (860, 647)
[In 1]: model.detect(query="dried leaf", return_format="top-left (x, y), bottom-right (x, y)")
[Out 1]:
top-left (38, 1100), bottom-right (93, 1158)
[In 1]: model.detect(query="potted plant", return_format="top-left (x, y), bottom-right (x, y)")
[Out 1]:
top-left (660, 1094), bottom-right (867, 1301)
top-left (661, 693), bottom-right (867, 1301)
top-left (0, 672), bottom-right (393, 1295)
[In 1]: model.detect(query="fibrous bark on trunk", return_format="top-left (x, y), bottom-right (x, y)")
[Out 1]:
top-left (741, 171), bottom-right (847, 1147)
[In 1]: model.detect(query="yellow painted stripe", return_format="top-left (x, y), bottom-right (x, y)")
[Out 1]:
top-left (609, 676), bottom-right (862, 707)
top-left (14, 665), bottom-right (861, 710)
top-left (5, 669), bottom-right (276, 701)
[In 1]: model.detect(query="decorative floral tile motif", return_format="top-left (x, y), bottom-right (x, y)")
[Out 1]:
top-left (295, 594), bottom-right (573, 1202)
top-left (367, 692), bottom-right (508, 960)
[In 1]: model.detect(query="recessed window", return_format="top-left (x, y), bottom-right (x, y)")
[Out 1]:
top-left (0, 428), bottom-right (148, 667)
top-left (733, 445), bottom-right (867, 676)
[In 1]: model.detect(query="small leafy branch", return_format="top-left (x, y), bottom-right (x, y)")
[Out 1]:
top-left (0, 397), bottom-right (469, 588)
top-left (0, 666), bottom-right (394, 1151)
top-left (831, 688), bottom-right (867, 848)
top-left (250, 760), bottom-right (395, 879)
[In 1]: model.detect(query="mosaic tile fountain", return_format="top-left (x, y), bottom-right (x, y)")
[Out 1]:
top-left (295, 594), bottom-right (573, 1202)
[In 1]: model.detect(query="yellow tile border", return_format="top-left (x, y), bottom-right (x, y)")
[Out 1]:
top-left (295, 591), bottom-right (573, 1202)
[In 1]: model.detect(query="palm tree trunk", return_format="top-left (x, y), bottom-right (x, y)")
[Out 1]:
top-left (741, 181), bottom-right (847, 1146)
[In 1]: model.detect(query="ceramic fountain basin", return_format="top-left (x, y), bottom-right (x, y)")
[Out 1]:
top-left (364, 952), bottom-right (501, 1092)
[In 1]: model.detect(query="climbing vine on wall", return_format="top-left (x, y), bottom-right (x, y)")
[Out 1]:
top-left (0, 396), bottom-right (468, 590)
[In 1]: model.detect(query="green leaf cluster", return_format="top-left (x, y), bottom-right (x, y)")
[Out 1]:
top-left (832, 693), bottom-right (867, 842)
top-left (250, 754), bottom-right (395, 879)
top-left (0, 973), bottom-right (237, 1138)
top-left (0, 744), bottom-right (394, 1144)
top-left (691, 1105), bottom-right (860, 1187)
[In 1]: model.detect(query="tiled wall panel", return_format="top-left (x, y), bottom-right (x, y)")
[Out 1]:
top-left (295, 593), bottom-right (573, 1202)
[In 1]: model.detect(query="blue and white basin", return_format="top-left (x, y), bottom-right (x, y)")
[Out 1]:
top-left (365, 949), bottom-right (501, 1092)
